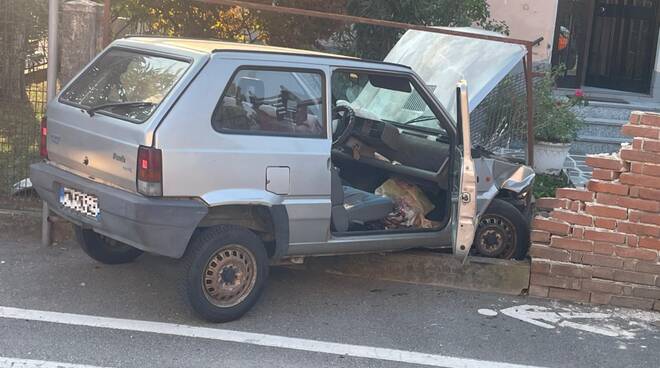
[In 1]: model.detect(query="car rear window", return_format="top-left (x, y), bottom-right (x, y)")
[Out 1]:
top-left (59, 48), bottom-right (190, 123)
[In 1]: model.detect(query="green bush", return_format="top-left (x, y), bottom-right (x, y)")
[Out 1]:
top-left (534, 70), bottom-right (585, 144)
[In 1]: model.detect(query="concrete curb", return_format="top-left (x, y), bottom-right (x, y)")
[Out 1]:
top-left (305, 251), bottom-right (530, 296)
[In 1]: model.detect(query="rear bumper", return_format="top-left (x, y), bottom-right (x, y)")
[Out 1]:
top-left (30, 162), bottom-right (208, 258)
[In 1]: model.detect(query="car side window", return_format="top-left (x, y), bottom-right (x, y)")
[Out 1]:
top-left (212, 68), bottom-right (325, 138)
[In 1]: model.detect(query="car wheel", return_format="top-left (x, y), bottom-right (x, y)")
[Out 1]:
top-left (180, 225), bottom-right (268, 323)
top-left (75, 227), bottom-right (144, 264)
top-left (473, 199), bottom-right (530, 260)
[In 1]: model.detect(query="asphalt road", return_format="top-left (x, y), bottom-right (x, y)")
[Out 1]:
top-left (0, 222), bottom-right (658, 368)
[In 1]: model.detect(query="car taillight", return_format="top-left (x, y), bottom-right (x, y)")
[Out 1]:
top-left (40, 116), bottom-right (48, 159)
top-left (137, 145), bottom-right (162, 197)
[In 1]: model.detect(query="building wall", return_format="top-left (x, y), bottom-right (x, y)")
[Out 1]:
top-left (488, 0), bottom-right (558, 62)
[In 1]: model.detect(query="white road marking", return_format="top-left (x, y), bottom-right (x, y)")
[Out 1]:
top-left (0, 357), bottom-right (110, 368)
top-left (0, 306), bottom-right (548, 368)
top-left (498, 304), bottom-right (650, 339)
top-left (477, 308), bottom-right (498, 317)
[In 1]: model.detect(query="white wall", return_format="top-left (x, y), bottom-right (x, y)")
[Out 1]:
top-left (488, 0), bottom-right (559, 62)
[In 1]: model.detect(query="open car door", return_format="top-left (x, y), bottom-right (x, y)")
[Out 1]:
top-left (452, 81), bottom-right (477, 260)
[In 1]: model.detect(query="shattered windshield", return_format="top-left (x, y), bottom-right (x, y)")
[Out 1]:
top-left (332, 71), bottom-right (445, 134)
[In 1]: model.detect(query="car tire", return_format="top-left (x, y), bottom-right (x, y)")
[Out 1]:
top-left (75, 227), bottom-right (144, 264)
top-left (473, 199), bottom-right (530, 260)
top-left (180, 225), bottom-right (268, 323)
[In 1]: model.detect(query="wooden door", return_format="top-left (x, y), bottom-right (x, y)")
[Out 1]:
top-left (552, 0), bottom-right (591, 88)
top-left (586, 0), bottom-right (659, 93)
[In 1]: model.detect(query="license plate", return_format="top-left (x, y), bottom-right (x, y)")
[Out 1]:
top-left (59, 187), bottom-right (100, 219)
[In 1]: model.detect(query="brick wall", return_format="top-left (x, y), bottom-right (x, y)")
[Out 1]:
top-left (530, 111), bottom-right (660, 311)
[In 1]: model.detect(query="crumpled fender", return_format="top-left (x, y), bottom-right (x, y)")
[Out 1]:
top-left (474, 157), bottom-right (535, 216)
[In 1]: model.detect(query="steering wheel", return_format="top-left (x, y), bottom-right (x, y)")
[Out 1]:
top-left (332, 105), bottom-right (356, 145)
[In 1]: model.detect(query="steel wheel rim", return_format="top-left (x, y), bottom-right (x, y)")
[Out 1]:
top-left (202, 244), bottom-right (257, 308)
top-left (476, 214), bottom-right (517, 259)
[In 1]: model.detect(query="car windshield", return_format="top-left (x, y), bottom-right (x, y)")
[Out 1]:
top-left (59, 48), bottom-right (190, 123)
top-left (332, 71), bottom-right (445, 134)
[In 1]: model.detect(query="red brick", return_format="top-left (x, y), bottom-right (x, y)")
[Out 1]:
top-left (568, 200), bottom-right (583, 212)
top-left (620, 149), bottom-right (660, 165)
top-left (555, 188), bottom-right (595, 202)
top-left (623, 258), bottom-right (639, 271)
top-left (617, 221), bottom-right (660, 237)
top-left (594, 242), bottom-right (616, 255)
top-left (583, 229), bottom-right (627, 244)
top-left (530, 230), bottom-right (551, 243)
top-left (626, 234), bottom-right (639, 247)
top-left (597, 193), bottom-right (660, 212)
top-left (585, 204), bottom-right (628, 220)
top-left (639, 237), bottom-right (660, 251)
top-left (631, 210), bottom-right (660, 226)
top-left (620, 173), bottom-right (660, 189)
top-left (529, 244), bottom-right (571, 262)
top-left (594, 217), bottom-right (617, 230)
top-left (636, 261), bottom-right (660, 274)
top-left (591, 168), bottom-right (620, 181)
top-left (531, 260), bottom-right (551, 274)
top-left (530, 273), bottom-right (581, 290)
top-left (535, 197), bottom-right (569, 210)
top-left (613, 270), bottom-right (657, 285)
top-left (635, 187), bottom-right (660, 200)
top-left (551, 210), bottom-right (593, 226)
top-left (587, 180), bottom-right (629, 196)
top-left (631, 162), bottom-right (660, 177)
top-left (632, 286), bottom-right (660, 299)
top-left (642, 138), bottom-right (660, 153)
top-left (528, 285), bottom-right (549, 298)
top-left (633, 138), bottom-right (644, 150)
top-left (614, 246), bottom-right (658, 261)
top-left (585, 155), bottom-right (627, 171)
top-left (610, 296), bottom-right (655, 309)
top-left (532, 217), bottom-right (571, 236)
top-left (550, 262), bottom-right (591, 278)
top-left (629, 111), bottom-right (643, 125)
top-left (582, 254), bottom-right (624, 268)
top-left (639, 112), bottom-right (660, 127)
top-left (621, 124), bottom-right (660, 139)
top-left (547, 287), bottom-right (590, 303)
top-left (592, 266), bottom-right (616, 280)
top-left (570, 251), bottom-right (585, 263)
top-left (571, 226), bottom-right (585, 239)
top-left (582, 279), bottom-right (624, 294)
top-left (550, 236), bottom-right (594, 252)
top-left (590, 292), bottom-right (613, 305)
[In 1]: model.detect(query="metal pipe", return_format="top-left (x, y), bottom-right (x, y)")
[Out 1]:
top-left (44, 0), bottom-right (59, 247)
top-left (524, 46), bottom-right (535, 167)
top-left (200, 0), bottom-right (537, 46)
top-left (47, 0), bottom-right (59, 102)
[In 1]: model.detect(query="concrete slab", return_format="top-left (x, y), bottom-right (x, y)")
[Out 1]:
top-left (305, 251), bottom-right (530, 296)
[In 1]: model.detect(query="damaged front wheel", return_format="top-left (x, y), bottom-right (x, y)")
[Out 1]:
top-left (473, 199), bottom-right (529, 260)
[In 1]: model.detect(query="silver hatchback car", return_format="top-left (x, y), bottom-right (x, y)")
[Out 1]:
top-left (31, 37), bottom-right (534, 322)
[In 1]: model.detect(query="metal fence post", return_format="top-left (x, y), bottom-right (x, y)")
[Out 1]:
top-left (42, 0), bottom-right (59, 247)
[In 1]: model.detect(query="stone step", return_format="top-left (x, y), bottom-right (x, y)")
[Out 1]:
top-left (578, 117), bottom-right (628, 139)
top-left (573, 101), bottom-right (648, 120)
top-left (570, 135), bottom-right (631, 155)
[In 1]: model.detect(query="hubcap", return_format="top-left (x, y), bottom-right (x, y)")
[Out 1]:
top-left (202, 245), bottom-right (257, 308)
top-left (475, 214), bottom-right (517, 258)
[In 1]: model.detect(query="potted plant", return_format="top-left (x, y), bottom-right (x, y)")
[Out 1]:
top-left (533, 71), bottom-right (585, 174)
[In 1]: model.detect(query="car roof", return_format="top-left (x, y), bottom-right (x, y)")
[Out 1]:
top-left (120, 36), bottom-right (410, 70)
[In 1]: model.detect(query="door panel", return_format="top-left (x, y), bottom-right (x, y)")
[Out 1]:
top-left (552, 0), bottom-right (591, 88)
top-left (586, 0), bottom-right (658, 93)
